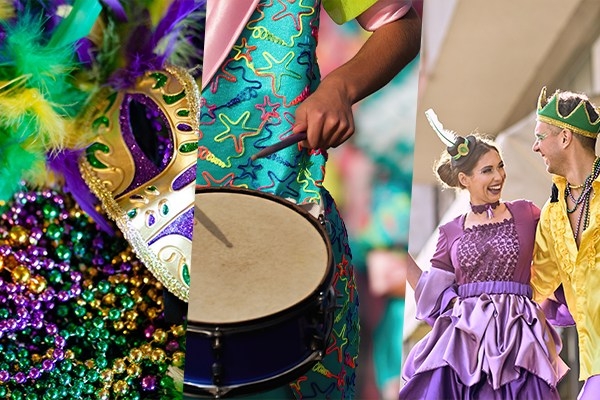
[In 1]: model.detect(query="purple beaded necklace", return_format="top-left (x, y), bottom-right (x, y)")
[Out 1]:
top-left (470, 201), bottom-right (500, 220)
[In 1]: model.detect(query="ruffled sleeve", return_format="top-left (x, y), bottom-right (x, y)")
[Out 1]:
top-left (414, 227), bottom-right (458, 326)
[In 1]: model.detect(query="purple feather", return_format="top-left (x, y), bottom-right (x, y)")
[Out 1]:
top-left (75, 37), bottom-right (95, 65)
top-left (48, 150), bottom-right (115, 233)
top-left (100, 0), bottom-right (128, 21)
top-left (152, 0), bottom-right (203, 58)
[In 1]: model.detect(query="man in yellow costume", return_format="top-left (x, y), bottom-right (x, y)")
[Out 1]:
top-left (532, 87), bottom-right (600, 400)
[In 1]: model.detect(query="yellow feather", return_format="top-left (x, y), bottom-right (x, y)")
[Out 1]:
top-left (149, 0), bottom-right (175, 26)
top-left (0, 87), bottom-right (66, 150)
top-left (22, 156), bottom-right (56, 189)
top-left (0, 0), bottom-right (15, 20)
top-left (64, 119), bottom-right (96, 149)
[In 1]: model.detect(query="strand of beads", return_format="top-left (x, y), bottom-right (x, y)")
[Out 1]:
top-left (0, 188), bottom-right (186, 399)
top-left (565, 157), bottom-right (600, 241)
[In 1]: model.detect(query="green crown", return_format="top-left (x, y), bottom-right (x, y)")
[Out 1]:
top-left (537, 86), bottom-right (600, 138)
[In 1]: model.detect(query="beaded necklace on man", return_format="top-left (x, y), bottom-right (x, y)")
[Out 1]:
top-left (565, 157), bottom-right (600, 242)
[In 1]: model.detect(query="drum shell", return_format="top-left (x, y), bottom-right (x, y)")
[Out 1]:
top-left (184, 187), bottom-right (335, 397)
top-left (184, 285), bottom-right (334, 397)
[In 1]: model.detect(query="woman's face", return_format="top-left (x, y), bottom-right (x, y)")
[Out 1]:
top-left (459, 149), bottom-right (506, 205)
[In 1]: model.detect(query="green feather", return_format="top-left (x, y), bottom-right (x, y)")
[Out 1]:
top-left (2, 14), bottom-right (87, 115)
top-left (0, 138), bottom-right (39, 202)
top-left (48, 0), bottom-right (102, 48)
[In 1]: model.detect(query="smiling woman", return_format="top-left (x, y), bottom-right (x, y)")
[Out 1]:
top-left (400, 113), bottom-right (568, 399)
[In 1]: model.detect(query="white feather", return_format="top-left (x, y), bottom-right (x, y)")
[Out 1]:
top-left (425, 109), bottom-right (456, 147)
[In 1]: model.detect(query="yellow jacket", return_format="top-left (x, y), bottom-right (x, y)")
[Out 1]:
top-left (532, 174), bottom-right (600, 381)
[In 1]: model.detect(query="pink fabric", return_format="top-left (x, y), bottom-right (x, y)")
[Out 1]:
top-left (201, 0), bottom-right (260, 89)
top-left (356, 0), bottom-right (412, 31)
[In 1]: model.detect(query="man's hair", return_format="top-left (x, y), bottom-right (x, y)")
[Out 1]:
top-left (557, 91), bottom-right (598, 150)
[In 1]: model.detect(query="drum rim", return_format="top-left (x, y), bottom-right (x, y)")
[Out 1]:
top-left (189, 186), bottom-right (335, 328)
top-left (183, 348), bottom-right (323, 398)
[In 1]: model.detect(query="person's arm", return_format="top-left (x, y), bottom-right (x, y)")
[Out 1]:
top-left (406, 252), bottom-right (422, 291)
top-left (293, 7), bottom-right (421, 149)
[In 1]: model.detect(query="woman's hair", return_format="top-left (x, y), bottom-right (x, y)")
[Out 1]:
top-left (434, 133), bottom-right (500, 189)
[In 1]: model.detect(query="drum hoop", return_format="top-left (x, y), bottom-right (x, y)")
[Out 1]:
top-left (192, 187), bottom-right (335, 327)
top-left (183, 348), bottom-right (323, 398)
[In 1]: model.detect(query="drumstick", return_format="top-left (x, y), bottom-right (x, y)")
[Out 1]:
top-left (250, 132), bottom-right (308, 161)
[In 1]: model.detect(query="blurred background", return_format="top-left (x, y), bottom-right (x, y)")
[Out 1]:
top-left (405, 1), bottom-right (600, 399)
top-left (317, 2), bottom-right (422, 399)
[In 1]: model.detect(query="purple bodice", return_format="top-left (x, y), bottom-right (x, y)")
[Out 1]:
top-left (431, 199), bottom-right (540, 287)
top-left (457, 218), bottom-right (520, 284)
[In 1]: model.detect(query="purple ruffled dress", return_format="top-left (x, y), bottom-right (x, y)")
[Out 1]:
top-left (400, 200), bottom-right (569, 400)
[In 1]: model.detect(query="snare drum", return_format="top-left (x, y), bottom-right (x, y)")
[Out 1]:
top-left (184, 187), bottom-right (335, 398)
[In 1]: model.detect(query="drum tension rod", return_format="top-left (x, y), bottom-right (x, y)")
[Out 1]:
top-left (211, 329), bottom-right (224, 387)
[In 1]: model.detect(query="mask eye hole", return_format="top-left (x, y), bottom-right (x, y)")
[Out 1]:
top-left (128, 98), bottom-right (173, 169)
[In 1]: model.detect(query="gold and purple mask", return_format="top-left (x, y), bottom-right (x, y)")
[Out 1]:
top-left (79, 64), bottom-right (200, 301)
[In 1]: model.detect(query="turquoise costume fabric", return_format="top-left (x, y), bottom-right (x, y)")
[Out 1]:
top-left (198, 1), bottom-right (360, 398)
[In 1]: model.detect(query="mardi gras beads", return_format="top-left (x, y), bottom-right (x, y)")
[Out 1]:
top-left (0, 187), bottom-right (187, 399)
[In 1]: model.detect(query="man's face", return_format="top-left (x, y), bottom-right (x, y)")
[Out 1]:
top-left (532, 120), bottom-right (563, 174)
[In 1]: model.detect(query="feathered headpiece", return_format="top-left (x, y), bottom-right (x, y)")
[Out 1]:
top-left (425, 109), bottom-right (475, 161)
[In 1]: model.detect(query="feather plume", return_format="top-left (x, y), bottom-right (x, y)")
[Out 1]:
top-left (425, 108), bottom-right (457, 148)
top-left (101, 0), bottom-right (205, 88)
top-left (164, 366), bottom-right (184, 400)
top-left (0, 7), bottom-right (96, 201)
top-left (2, 13), bottom-right (89, 117)
top-left (48, 0), bottom-right (102, 48)
top-left (0, 138), bottom-right (41, 202)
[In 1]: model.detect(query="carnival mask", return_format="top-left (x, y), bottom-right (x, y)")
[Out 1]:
top-left (79, 64), bottom-right (200, 301)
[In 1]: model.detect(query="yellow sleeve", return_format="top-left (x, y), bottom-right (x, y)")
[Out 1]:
top-left (531, 207), bottom-right (561, 303)
top-left (322, 0), bottom-right (378, 24)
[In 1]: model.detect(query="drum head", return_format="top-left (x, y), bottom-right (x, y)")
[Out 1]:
top-left (188, 188), bottom-right (331, 324)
